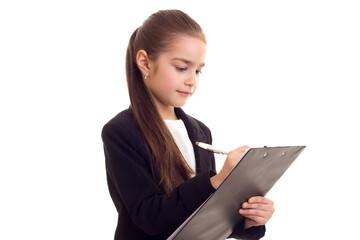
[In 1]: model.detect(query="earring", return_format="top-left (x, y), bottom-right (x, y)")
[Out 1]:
top-left (144, 74), bottom-right (148, 80)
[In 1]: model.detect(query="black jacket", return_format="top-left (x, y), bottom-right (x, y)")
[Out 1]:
top-left (101, 108), bottom-right (265, 239)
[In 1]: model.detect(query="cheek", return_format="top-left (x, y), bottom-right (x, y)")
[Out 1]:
top-left (194, 77), bottom-right (200, 88)
top-left (163, 72), bottom-right (183, 89)
top-left (154, 66), bottom-right (185, 92)
top-left (163, 81), bottom-right (180, 94)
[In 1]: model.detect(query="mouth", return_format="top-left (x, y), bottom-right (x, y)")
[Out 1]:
top-left (177, 90), bottom-right (192, 96)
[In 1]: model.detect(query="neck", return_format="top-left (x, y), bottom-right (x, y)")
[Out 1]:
top-left (158, 106), bottom-right (178, 120)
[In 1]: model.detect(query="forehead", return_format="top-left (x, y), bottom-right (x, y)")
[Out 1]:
top-left (160, 36), bottom-right (207, 65)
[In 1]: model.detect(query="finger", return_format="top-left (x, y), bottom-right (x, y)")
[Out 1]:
top-left (242, 214), bottom-right (269, 226)
top-left (248, 196), bottom-right (273, 205)
top-left (242, 197), bottom-right (274, 210)
top-left (232, 145), bottom-right (250, 153)
top-left (238, 145), bottom-right (250, 151)
top-left (240, 209), bottom-right (274, 226)
top-left (239, 208), bottom-right (272, 218)
top-left (242, 202), bottom-right (274, 212)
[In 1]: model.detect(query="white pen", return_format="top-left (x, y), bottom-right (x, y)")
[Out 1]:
top-left (195, 142), bottom-right (229, 155)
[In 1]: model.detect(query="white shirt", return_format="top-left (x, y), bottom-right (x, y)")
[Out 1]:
top-left (165, 119), bottom-right (196, 173)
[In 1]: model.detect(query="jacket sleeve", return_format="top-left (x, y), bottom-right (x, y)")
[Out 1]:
top-left (228, 220), bottom-right (266, 239)
top-left (102, 122), bottom-right (216, 235)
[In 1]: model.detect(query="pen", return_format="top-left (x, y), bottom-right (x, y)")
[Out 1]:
top-left (195, 142), bottom-right (229, 155)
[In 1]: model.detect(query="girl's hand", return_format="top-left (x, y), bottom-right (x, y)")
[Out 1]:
top-left (239, 196), bottom-right (275, 229)
top-left (222, 145), bottom-right (250, 175)
top-left (210, 146), bottom-right (250, 189)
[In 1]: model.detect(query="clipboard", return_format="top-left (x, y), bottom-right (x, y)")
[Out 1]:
top-left (168, 146), bottom-right (306, 240)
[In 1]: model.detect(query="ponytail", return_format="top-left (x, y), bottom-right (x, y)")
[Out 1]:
top-left (125, 10), bottom-right (205, 196)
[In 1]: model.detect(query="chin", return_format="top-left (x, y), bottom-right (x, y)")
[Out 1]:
top-left (173, 102), bottom-right (187, 108)
top-left (170, 97), bottom-right (191, 108)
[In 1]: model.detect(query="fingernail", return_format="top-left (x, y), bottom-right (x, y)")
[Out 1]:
top-left (249, 197), bottom-right (256, 203)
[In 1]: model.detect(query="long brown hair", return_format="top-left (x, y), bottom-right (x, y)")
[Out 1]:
top-left (125, 10), bottom-right (206, 196)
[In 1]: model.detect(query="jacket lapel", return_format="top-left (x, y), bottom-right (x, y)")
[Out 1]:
top-left (175, 108), bottom-right (212, 174)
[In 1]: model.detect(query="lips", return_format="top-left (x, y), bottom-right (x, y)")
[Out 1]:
top-left (177, 90), bottom-right (192, 96)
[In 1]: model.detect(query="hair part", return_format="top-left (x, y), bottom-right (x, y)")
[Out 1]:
top-left (125, 10), bottom-right (206, 196)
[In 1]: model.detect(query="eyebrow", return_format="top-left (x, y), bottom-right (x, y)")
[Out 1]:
top-left (171, 57), bottom-right (206, 67)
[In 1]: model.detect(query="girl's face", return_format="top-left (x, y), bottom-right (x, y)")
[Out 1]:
top-left (145, 36), bottom-right (206, 120)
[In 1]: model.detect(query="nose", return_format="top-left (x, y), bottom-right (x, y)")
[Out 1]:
top-left (185, 72), bottom-right (197, 87)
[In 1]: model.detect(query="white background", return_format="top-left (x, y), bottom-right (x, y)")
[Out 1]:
top-left (1, 1), bottom-right (359, 239)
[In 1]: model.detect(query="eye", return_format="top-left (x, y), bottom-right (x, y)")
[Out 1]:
top-left (176, 66), bottom-right (187, 72)
top-left (196, 70), bottom-right (202, 75)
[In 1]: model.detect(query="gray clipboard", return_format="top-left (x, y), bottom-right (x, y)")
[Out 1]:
top-left (168, 146), bottom-right (306, 240)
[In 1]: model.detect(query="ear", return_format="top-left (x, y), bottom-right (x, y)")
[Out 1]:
top-left (136, 50), bottom-right (151, 78)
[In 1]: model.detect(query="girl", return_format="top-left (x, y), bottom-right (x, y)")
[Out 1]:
top-left (102, 9), bottom-right (274, 240)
